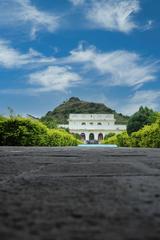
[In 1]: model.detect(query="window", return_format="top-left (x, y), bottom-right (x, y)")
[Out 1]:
top-left (97, 122), bottom-right (102, 125)
top-left (81, 122), bottom-right (86, 125)
top-left (98, 133), bottom-right (103, 141)
top-left (90, 122), bottom-right (93, 125)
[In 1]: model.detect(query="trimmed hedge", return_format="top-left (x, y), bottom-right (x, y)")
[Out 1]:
top-left (103, 134), bottom-right (118, 145)
top-left (0, 117), bottom-right (80, 146)
top-left (47, 129), bottom-right (80, 146)
top-left (103, 119), bottom-right (160, 148)
top-left (104, 132), bottom-right (116, 140)
top-left (131, 120), bottom-right (160, 148)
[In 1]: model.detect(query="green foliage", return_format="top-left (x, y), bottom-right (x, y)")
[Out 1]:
top-left (127, 106), bottom-right (156, 135)
top-left (0, 117), bottom-right (48, 146)
top-left (116, 131), bottom-right (131, 147)
top-left (0, 115), bottom-right (6, 122)
top-left (47, 129), bottom-right (80, 146)
top-left (103, 131), bottom-right (131, 147)
top-left (41, 116), bottom-right (58, 129)
top-left (0, 117), bottom-right (80, 146)
top-left (131, 119), bottom-right (160, 148)
top-left (103, 134), bottom-right (118, 145)
top-left (104, 132), bottom-right (116, 140)
top-left (71, 133), bottom-right (82, 140)
top-left (42, 97), bottom-right (129, 125)
top-left (104, 116), bottom-right (160, 148)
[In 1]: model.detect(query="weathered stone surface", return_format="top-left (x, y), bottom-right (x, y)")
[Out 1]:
top-left (0, 146), bottom-right (160, 240)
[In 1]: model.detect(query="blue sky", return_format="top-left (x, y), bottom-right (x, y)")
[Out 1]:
top-left (0, 0), bottom-right (160, 116)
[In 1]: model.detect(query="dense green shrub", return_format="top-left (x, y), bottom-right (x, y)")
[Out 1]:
top-left (116, 131), bottom-right (131, 147)
top-left (41, 116), bottom-right (58, 129)
top-left (131, 120), bottom-right (160, 148)
top-left (0, 115), bottom-right (7, 122)
top-left (127, 106), bottom-right (156, 135)
top-left (103, 131), bottom-right (131, 147)
top-left (72, 133), bottom-right (81, 140)
top-left (0, 117), bottom-right (80, 146)
top-left (130, 131), bottom-right (142, 147)
top-left (103, 134), bottom-right (118, 145)
top-left (104, 132), bottom-right (116, 140)
top-left (47, 129), bottom-right (80, 146)
top-left (0, 117), bottom-right (48, 146)
top-left (104, 118), bottom-right (160, 148)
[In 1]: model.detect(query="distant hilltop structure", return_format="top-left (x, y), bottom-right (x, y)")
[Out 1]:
top-left (59, 114), bottom-right (126, 142)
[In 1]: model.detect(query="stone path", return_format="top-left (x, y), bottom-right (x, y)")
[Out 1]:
top-left (0, 146), bottom-right (160, 240)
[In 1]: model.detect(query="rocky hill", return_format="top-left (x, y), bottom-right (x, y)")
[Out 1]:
top-left (41, 97), bottom-right (129, 125)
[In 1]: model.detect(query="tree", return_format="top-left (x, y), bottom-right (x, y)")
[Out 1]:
top-left (41, 116), bottom-right (58, 129)
top-left (104, 132), bottom-right (116, 140)
top-left (127, 106), bottom-right (156, 135)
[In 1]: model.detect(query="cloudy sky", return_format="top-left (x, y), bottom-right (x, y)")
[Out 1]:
top-left (0, 0), bottom-right (160, 116)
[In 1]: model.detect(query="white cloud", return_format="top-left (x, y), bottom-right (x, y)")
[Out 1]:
top-left (69, 0), bottom-right (141, 33)
top-left (0, 40), bottom-right (81, 92)
top-left (120, 90), bottom-right (160, 115)
top-left (69, 0), bottom-right (85, 6)
top-left (0, 41), bottom-right (159, 94)
top-left (0, 0), bottom-right (59, 39)
top-left (69, 0), bottom-right (154, 33)
top-left (87, 0), bottom-right (140, 33)
top-left (0, 39), bottom-right (55, 68)
top-left (29, 66), bottom-right (81, 92)
top-left (62, 43), bottom-right (158, 87)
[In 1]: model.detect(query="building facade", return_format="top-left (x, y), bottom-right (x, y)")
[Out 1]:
top-left (59, 114), bottom-right (126, 142)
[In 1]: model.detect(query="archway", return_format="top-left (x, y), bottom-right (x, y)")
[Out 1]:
top-left (89, 133), bottom-right (94, 140)
top-left (80, 133), bottom-right (86, 141)
top-left (98, 133), bottom-right (103, 141)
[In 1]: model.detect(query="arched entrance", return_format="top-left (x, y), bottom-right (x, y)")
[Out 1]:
top-left (80, 133), bottom-right (86, 141)
top-left (98, 133), bottom-right (103, 141)
top-left (89, 133), bottom-right (94, 140)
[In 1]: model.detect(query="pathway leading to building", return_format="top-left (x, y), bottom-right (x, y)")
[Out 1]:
top-left (0, 146), bottom-right (160, 240)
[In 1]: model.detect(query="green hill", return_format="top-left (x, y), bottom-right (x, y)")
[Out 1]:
top-left (41, 97), bottom-right (129, 125)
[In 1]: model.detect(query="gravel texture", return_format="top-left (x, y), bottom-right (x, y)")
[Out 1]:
top-left (0, 146), bottom-right (160, 240)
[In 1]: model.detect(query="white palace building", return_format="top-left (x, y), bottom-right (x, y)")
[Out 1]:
top-left (59, 114), bottom-right (126, 142)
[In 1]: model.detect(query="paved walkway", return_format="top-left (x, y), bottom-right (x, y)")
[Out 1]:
top-left (0, 146), bottom-right (160, 240)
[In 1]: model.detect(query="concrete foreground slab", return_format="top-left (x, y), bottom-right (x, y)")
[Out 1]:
top-left (0, 146), bottom-right (160, 240)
